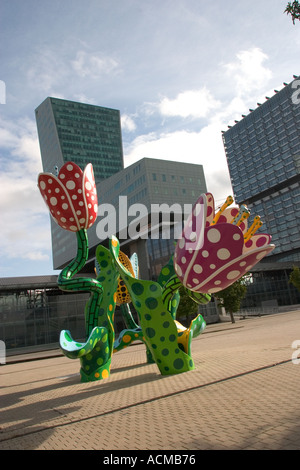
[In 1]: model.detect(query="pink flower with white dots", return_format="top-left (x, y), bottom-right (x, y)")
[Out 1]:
top-left (174, 192), bottom-right (275, 293)
top-left (38, 162), bottom-right (98, 232)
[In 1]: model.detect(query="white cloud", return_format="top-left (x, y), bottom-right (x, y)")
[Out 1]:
top-left (24, 46), bottom-right (120, 99)
top-left (26, 48), bottom-right (68, 93)
top-left (25, 251), bottom-right (50, 261)
top-left (0, 80), bottom-right (5, 104)
top-left (124, 47), bottom-right (275, 204)
top-left (211, 95), bottom-right (250, 128)
top-left (73, 93), bottom-right (97, 105)
top-left (224, 47), bottom-right (272, 96)
top-left (0, 117), bottom-right (52, 265)
top-left (0, 117), bottom-right (43, 180)
top-left (71, 50), bottom-right (119, 78)
top-left (158, 88), bottom-right (221, 118)
top-left (121, 114), bottom-right (137, 132)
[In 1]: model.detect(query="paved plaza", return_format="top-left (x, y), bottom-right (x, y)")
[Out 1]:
top-left (1, 310), bottom-right (300, 451)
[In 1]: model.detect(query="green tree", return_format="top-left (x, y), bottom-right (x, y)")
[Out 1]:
top-left (176, 287), bottom-right (198, 324)
top-left (285, 1), bottom-right (300, 23)
top-left (289, 266), bottom-right (300, 291)
top-left (215, 278), bottom-right (247, 324)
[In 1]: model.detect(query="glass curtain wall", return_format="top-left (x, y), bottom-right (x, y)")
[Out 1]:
top-left (0, 288), bottom-right (88, 350)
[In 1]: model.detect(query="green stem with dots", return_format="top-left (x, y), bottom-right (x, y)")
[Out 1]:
top-left (110, 236), bottom-right (205, 376)
top-left (116, 304), bottom-right (155, 363)
top-left (58, 229), bottom-right (117, 382)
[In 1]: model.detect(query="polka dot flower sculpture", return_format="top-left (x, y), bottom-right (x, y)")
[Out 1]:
top-left (38, 162), bottom-right (115, 382)
top-left (38, 161), bottom-right (210, 381)
top-left (37, 161), bottom-right (275, 382)
top-left (38, 161), bottom-right (98, 232)
top-left (174, 192), bottom-right (275, 294)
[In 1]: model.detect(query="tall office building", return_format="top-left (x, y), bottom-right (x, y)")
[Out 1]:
top-left (222, 76), bottom-right (300, 307)
top-left (223, 76), bottom-right (300, 264)
top-left (35, 97), bottom-right (124, 268)
top-left (96, 157), bottom-right (208, 279)
top-left (35, 97), bottom-right (124, 181)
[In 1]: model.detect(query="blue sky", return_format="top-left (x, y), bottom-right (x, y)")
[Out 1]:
top-left (0, 0), bottom-right (299, 277)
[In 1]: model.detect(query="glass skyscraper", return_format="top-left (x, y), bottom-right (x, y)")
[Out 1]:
top-left (223, 77), bottom-right (300, 264)
top-left (35, 97), bottom-right (124, 182)
top-left (35, 97), bottom-right (124, 269)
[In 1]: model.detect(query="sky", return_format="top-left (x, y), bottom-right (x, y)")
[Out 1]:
top-left (0, 0), bottom-right (299, 278)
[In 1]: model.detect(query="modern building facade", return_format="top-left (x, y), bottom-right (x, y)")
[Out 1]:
top-left (96, 157), bottom-right (208, 280)
top-left (223, 76), bottom-right (300, 264)
top-left (35, 97), bottom-right (124, 180)
top-left (0, 276), bottom-right (89, 351)
top-left (35, 97), bottom-right (124, 271)
top-left (222, 75), bottom-right (300, 307)
top-left (0, 273), bottom-right (142, 352)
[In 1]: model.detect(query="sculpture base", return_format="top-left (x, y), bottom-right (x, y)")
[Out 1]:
top-left (80, 357), bottom-right (112, 382)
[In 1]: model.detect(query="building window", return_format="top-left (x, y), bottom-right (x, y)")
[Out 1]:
top-left (133, 164), bottom-right (141, 175)
top-left (152, 173), bottom-right (157, 181)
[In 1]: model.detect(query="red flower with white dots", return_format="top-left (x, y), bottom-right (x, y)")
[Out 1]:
top-left (174, 192), bottom-right (275, 293)
top-left (38, 162), bottom-right (98, 232)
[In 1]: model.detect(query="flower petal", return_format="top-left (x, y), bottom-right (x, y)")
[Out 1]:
top-left (193, 244), bottom-right (275, 293)
top-left (175, 221), bottom-right (245, 290)
top-left (243, 233), bottom-right (272, 253)
top-left (60, 162), bottom-right (86, 230)
top-left (205, 192), bottom-right (215, 227)
top-left (174, 193), bottom-right (207, 284)
top-left (82, 163), bottom-right (98, 229)
top-left (38, 161), bottom-right (98, 232)
top-left (174, 190), bottom-right (275, 295)
top-left (38, 171), bottom-right (80, 231)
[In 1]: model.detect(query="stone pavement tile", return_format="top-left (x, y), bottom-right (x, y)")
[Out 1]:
top-left (3, 360), bottom-right (299, 450)
top-left (1, 312), bottom-right (300, 450)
